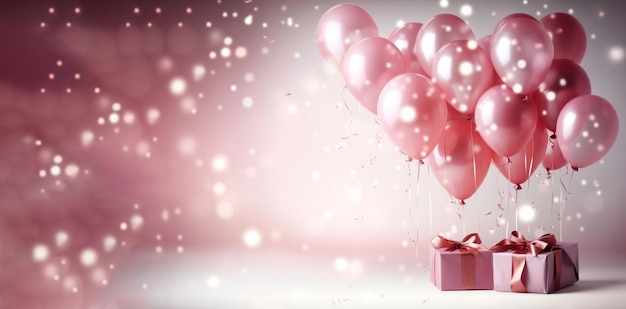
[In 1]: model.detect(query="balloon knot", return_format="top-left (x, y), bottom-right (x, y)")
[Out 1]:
top-left (406, 156), bottom-right (413, 163)
top-left (466, 114), bottom-right (473, 121)
top-left (459, 200), bottom-right (466, 205)
top-left (522, 95), bottom-right (530, 102)
top-left (418, 159), bottom-right (425, 165)
top-left (515, 184), bottom-right (522, 190)
top-left (572, 166), bottom-right (579, 172)
top-left (506, 157), bottom-right (512, 164)
top-left (550, 133), bottom-right (557, 139)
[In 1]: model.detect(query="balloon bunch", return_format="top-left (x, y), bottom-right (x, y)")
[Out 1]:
top-left (316, 4), bottom-right (619, 203)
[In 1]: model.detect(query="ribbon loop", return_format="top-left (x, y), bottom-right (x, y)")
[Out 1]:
top-left (432, 233), bottom-right (485, 256)
top-left (489, 231), bottom-right (556, 256)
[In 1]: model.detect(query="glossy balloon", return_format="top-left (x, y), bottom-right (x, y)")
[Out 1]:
top-left (493, 122), bottom-right (548, 185)
top-left (388, 23), bottom-right (427, 75)
top-left (432, 40), bottom-right (493, 115)
top-left (556, 95), bottom-right (619, 169)
top-left (342, 36), bottom-right (406, 114)
top-left (491, 16), bottom-right (554, 94)
top-left (414, 14), bottom-right (475, 77)
top-left (540, 13), bottom-right (587, 63)
top-left (429, 120), bottom-right (492, 201)
top-left (493, 13), bottom-right (539, 33)
top-left (474, 85), bottom-right (538, 157)
top-left (316, 4), bottom-right (379, 68)
top-left (542, 137), bottom-right (567, 171)
top-left (378, 73), bottom-right (448, 160)
top-left (536, 59), bottom-right (591, 132)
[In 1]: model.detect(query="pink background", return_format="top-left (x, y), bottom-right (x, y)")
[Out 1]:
top-left (0, 0), bottom-right (624, 307)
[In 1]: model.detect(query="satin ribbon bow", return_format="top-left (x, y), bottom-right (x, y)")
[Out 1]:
top-left (432, 233), bottom-right (485, 255)
top-left (490, 231), bottom-right (558, 292)
top-left (489, 230), bottom-right (556, 256)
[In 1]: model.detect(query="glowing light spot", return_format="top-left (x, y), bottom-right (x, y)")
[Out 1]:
top-left (80, 248), bottom-right (98, 267)
top-left (517, 59), bottom-right (527, 69)
top-left (460, 4), bottom-right (473, 16)
top-left (169, 78), bottom-right (187, 96)
top-left (178, 137), bottom-right (197, 156)
top-left (334, 257), bottom-right (348, 272)
top-left (213, 182), bottom-right (226, 195)
top-left (212, 155), bottom-right (228, 172)
top-left (512, 83), bottom-right (522, 93)
top-left (235, 46), bottom-right (247, 58)
top-left (609, 46), bottom-right (624, 62)
top-left (559, 78), bottom-right (567, 87)
top-left (311, 170), bottom-right (321, 181)
top-left (244, 14), bottom-right (253, 25)
top-left (459, 61), bottom-right (473, 76)
top-left (50, 165), bottom-right (61, 176)
top-left (207, 275), bottom-right (221, 288)
top-left (56, 231), bottom-right (68, 247)
top-left (242, 96), bottom-right (254, 108)
top-left (123, 111), bottom-right (136, 124)
top-left (120, 222), bottom-right (128, 230)
top-left (146, 107), bottom-right (161, 125)
top-left (81, 131), bottom-right (95, 147)
top-left (518, 204), bottom-right (535, 223)
top-left (400, 106), bottom-right (416, 122)
top-left (108, 113), bottom-right (120, 124)
top-left (193, 65), bottom-right (206, 80)
top-left (130, 215), bottom-right (144, 230)
top-left (103, 236), bottom-right (116, 252)
top-left (243, 229), bottom-right (262, 248)
top-left (440, 0), bottom-right (449, 8)
top-left (112, 102), bottom-right (121, 111)
top-left (220, 47), bottom-right (231, 58)
top-left (467, 40), bottom-right (477, 50)
top-left (244, 72), bottom-right (255, 83)
top-left (216, 201), bottom-right (234, 219)
top-left (64, 164), bottom-right (80, 178)
top-left (346, 186), bottom-right (362, 203)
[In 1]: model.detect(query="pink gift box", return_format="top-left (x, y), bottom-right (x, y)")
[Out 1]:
top-left (429, 243), bottom-right (494, 290)
top-left (492, 242), bottom-right (579, 293)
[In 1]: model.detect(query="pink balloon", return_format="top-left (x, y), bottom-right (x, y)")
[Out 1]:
top-left (536, 59), bottom-right (591, 132)
top-left (429, 120), bottom-right (492, 202)
top-left (493, 122), bottom-right (548, 185)
top-left (493, 13), bottom-right (539, 33)
top-left (388, 23), bottom-right (427, 75)
top-left (342, 36), bottom-right (406, 114)
top-left (475, 85), bottom-right (538, 157)
top-left (540, 13), bottom-right (587, 63)
top-left (491, 16), bottom-right (554, 94)
top-left (316, 4), bottom-right (379, 68)
top-left (556, 95), bottom-right (619, 169)
top-left (542, 137), bottom-right (567, 171)
top-left (432, 40), bottom-right (493, 115)
top-left (414, 14), bottom-right (475, 77)
top-left (378, 73), bottom-right (448, 160)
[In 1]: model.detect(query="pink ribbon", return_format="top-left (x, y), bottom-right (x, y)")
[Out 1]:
top-left (490, 231), bottom-right (557, 292)
top-left (432, 233), bottom-right (485, 289)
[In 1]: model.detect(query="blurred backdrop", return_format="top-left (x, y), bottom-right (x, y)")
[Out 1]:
top-left (0, 0), bottom-right (624, 308)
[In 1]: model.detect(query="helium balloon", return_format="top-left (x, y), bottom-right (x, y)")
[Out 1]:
top-left (474, 85), bottom-right (538, 157)
top-left (378, 73), bottom-right (447, 160)
top-left (556, 95), bottom-right (619, 169)
top-left (493, 122), bottom-right (548, 185)
top-left (342, 36), bottom-right (406, 114)
top-left (432, 40), bottom-right (493, 115)
top-left (429, 120), bottom-right (492, 202)
top-left (540, 13), bottom-right (587, 63)
top-left (491, 16), bottom-right (554, 94)
top-left (316, 4), bottom-right (379, 68)
top-left (388, 23), bottom-right (427, 75)
top-left (536, 59), bottom-right (591, 132)
top-left (414, 14), bottom-right (475, 77)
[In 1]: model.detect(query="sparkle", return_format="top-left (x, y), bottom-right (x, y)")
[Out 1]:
top-left (460, 4), bottom-right (473, 16)
top-left (33, 244), bottom-right (50, 262)
top-left (609, 46), bottom-right (624, 62)
top-left (80, 248), bottom-right (98, 267)
top-left (169, 78), bottom-right (187, 96)
top-left (243, 229), bottom-right (262, 248)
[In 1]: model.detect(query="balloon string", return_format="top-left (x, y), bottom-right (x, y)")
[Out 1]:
top-left (340, 82), bottom-right (353, 114)
top-left (427, 162), bottom-right (433, 237)
top-left (470, 123), bottom-right (479, 234)
top-left (506, 158), bottom-right (511, 236)
top-left (415, 161), bottom-right (422, 261)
